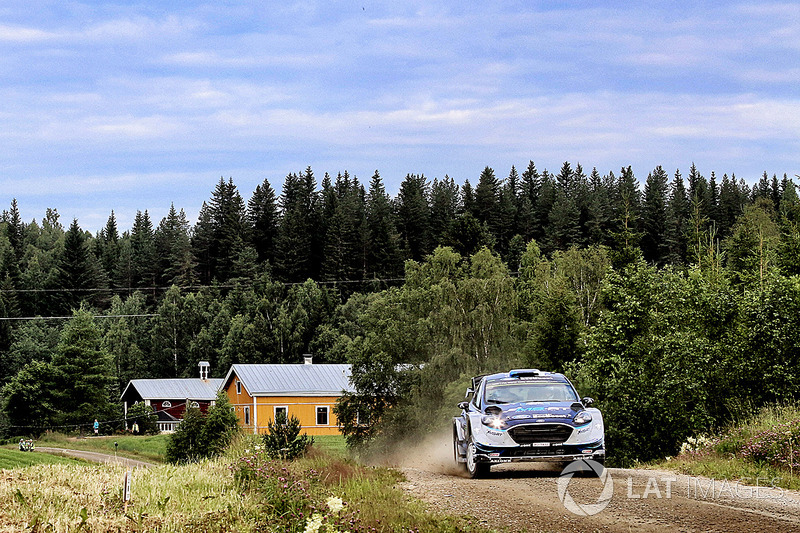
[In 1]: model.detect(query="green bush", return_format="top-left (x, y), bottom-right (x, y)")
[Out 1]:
top-left (125, 402), bottom-right (159, 435)
top-left (165, 392), bottom-right (240, 464)
top-left (262, 412), bottom-right (313, 460)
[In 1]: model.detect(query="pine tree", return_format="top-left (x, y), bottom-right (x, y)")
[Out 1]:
top-left (247, 178), bottom-right (279, 267)
top-left (519, 161), bottom-right (541, 241)
top-left (193, 178), bottom-right (248, 283)
top-left (322, 172), bottom-right (367, 281)
top-left (365, 171), bottom-right (401, 279)
top-left (546, 162), bottom-right (581, 251)
top-left (130, 210), bottom-right (157, 288)
top-left (51, 309), bottom-right (116, 425)
top-left (474, 166), bottom-right (500, 234)
top-left (664, 170), bottom-right (690, 265)
top-left (429, 175), bottom-right (459, 249)
top-left (395, 174), bottom-right (431, 261)
top-left (276, 168), bottom-right (320, 282)
top-left (584, 168), bottom-right (614, 246)
top-left (98, 212), bottom-right (120, 284)
top-left (58, 219), bottom-right (105, 313)
top-left (641, 166), bottom-right (670, 264)
top-left (4, 199), bottom-right (24, 261)
top-left (155, 205), bottom-right (196, 286)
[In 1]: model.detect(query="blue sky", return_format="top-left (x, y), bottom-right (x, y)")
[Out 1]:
top-left (1, 1), bottom-right (798, 232)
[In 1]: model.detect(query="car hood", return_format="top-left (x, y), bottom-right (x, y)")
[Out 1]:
top-left (487, 401), bottom-right (584, 427)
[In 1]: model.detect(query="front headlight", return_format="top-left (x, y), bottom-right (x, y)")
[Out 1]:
top-left (573, 411), bottom-right (593, 425)
top-left (481, 415), bottom-right (507, 430)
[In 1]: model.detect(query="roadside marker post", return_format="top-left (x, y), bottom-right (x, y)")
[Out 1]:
top-left (123, 468), bottom-right (132, 512)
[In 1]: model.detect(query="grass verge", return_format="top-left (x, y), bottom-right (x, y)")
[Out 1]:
top-left (0, 433), bottom-right (498, 533)
top-left (2, 433), bottom-right (168, 463)
top-left (0, 448), bottom-right (84, 469)
top-left (653, 402), bottom-right (800, 491)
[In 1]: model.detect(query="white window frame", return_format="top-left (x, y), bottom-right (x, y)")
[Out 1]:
top-left (236, 380), bottom-right (242, 394)
top-left (162, 400), bottom-right (172, 408)
top-left (190, 401), bottom-right (200, 408)
top-left (244, 406), bottom-right (251, 426)
top-left (274, 406), bottom-right (288, 424)
top-left (315, 405), bottom-right (329, 426)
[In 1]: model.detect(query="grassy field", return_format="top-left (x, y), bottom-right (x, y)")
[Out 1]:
top-left (8, 433), bottom-right (171, 463)
top-left (654, 402), bottom-right (800, 491)
top-left (0, 448), bottom-right (84, 469)
top-left (3, 432), bottom-right (347, 465)
top-left (0, 434), bottom-right (496, 533)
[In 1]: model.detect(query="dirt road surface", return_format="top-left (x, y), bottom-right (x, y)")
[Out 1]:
top-left (393, 433), bottom-right (800, 533)
top-left (36, 447), bottom-right (153, 469)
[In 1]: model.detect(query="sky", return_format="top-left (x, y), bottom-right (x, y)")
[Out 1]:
top-left (0, 1), bottom-right (798, 232)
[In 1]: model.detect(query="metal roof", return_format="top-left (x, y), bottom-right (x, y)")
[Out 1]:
top-left (224, 364), bottom-right (353, 396)
top-left (120, 378), bottom-right (224, 401)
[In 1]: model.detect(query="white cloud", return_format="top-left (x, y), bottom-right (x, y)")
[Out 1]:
top-left (0, 23), bottom-right (55, 42)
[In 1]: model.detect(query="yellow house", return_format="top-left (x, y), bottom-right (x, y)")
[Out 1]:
top-left (222, 359), bottom-right (353, 436)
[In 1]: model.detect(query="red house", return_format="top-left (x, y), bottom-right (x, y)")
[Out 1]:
top-left (120, 362), bottom-right (223, 432)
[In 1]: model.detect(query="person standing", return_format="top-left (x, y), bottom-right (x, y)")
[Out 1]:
top-left (93, 419), bottom-right (99, 435)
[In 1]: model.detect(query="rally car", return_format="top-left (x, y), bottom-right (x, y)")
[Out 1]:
top-left (452, 369), bottom-right (605, 477)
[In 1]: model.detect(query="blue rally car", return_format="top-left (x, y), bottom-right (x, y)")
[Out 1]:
top-left (453, 369), bottom-right (605, 477)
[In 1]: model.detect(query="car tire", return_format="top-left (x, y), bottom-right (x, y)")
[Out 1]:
top-left (465, 436), bottom-right (490, 478)
top-left (452, 424), bottom-right (462, 465)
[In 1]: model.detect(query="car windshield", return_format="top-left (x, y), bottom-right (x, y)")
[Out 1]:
top-left (484, 380), bottom-right (578, 404)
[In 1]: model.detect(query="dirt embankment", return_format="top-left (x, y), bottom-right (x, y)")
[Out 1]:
top-left (391, 431), bottom-right (800, 533)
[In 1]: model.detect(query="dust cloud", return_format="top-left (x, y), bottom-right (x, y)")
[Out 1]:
top-left (372, 427), bottom-right (466, 476)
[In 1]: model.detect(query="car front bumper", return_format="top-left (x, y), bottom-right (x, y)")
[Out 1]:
top-left (471, 440), bottom-right (605, 464)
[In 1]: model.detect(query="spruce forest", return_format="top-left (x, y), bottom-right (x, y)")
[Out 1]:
top-left (2, 161), bottom-right (800, 466)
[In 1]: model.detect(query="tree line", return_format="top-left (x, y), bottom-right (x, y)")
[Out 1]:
top-left (0, 161), bottom-right (798, 464)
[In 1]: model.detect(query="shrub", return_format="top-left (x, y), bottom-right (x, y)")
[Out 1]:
top-left (125, 402), bottom-right (159, 435)
top-left (262, 412), bottom-right (313, 460)
top-left (165, 392), bottom-right (240, 464)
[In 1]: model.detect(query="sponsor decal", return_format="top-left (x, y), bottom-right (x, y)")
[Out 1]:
top-left (486, 430), bottom-right (503, 437)
top-left (511, 414), bottom-right (532, 419)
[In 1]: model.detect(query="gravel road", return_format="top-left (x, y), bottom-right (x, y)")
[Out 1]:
top-left (36, 447), bottom-right (154, 469)
top-left (392, 433), bottom-right (800, 533)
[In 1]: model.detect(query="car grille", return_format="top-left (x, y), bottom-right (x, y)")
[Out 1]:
top-left (509, 447), bottom-right (567, 457)
top-left (508, 423), bottom-right (573, 444)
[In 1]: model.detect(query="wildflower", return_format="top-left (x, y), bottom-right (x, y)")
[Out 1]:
top-left (327, 496), bottom-right (345, 513)
top-left (304, 513), bottom-right (324, 533)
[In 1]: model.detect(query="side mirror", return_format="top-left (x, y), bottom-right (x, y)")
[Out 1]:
top-left (582, 397), bottom-right (594, 406)
top-left (457, 401), bottom-right (470, 410)
top-left (465, 387), bottom-right (474, 399)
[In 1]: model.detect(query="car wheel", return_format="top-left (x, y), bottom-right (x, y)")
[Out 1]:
top-left (465, 437), bottom-right (490, 478)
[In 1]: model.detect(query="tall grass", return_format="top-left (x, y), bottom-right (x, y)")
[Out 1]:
top-left (0, 433), bottom-right (497, 532)
top-left (658, 402), bottom-right (800, 490)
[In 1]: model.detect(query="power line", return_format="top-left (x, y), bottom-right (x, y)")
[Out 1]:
top-left (0, 314), bottom-right (158, 321)
top-left (0, 277), bottom-right (407, 294)
top-left (5, 402), bottom-right (190, 431)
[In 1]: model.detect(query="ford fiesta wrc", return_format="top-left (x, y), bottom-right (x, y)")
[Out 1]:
top-left (452, 369), bottom-right (605, 477)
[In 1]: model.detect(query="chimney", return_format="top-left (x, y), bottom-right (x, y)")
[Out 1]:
top-left (303, 354), bottom-right (313, 365)
top-left (199, 361), bottom-right (210, 381)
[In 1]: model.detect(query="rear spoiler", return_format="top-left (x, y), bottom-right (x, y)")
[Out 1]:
top-left (471, 374), bottom-right (488, 391)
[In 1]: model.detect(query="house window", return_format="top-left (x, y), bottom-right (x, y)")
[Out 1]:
top-left (244, 406), bottom-right (251, 426)
top-left (316, 406), bottom-right (329, 426)
top-left (162, 401), bottom-right (172, 408)
top-left (274, 406), bottom-right (288, 424)
top-left (191, 401), bottom-right (200, 408)
top-left (236, 380), bottom-right (242, 394)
